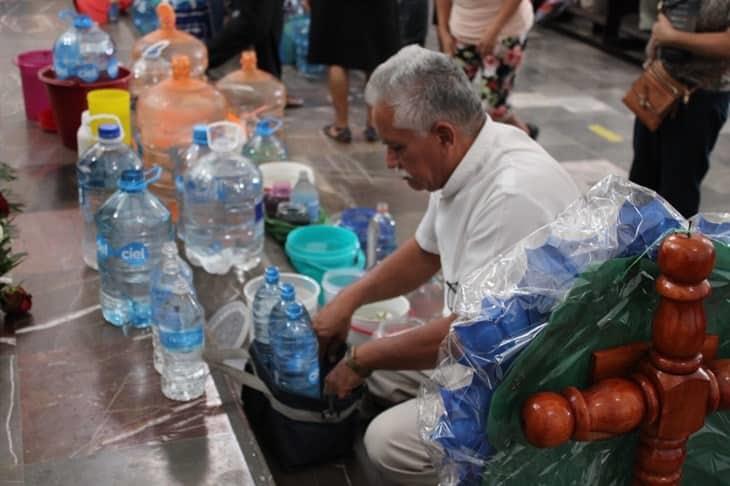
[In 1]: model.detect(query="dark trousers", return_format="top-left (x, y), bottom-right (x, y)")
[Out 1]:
top-left (629, 89), bottom-right (729, 218)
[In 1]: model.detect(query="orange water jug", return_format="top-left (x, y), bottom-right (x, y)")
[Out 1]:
top-left (216, 51), bottom-right (286, 121)
top-left (131, 3), bottom-right (208, 80)
top-left (136, 55), bottom-right (228, 220)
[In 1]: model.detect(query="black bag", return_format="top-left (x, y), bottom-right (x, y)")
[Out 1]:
top-left (239, 343), bottom-right (363, 469)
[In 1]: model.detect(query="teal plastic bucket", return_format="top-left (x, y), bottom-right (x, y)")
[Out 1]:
top-left (285, 225), bottom-right (365, 286)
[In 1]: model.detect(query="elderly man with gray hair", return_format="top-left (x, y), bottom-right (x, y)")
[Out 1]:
top-left (312, 45), bottom-right (579, 485)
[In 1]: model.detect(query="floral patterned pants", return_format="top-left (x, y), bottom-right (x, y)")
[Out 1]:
top-left (453, 36), bottom-right (526, 121)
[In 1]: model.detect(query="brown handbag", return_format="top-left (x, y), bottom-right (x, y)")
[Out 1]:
top-left (622, 59), bottom-right (693, 132)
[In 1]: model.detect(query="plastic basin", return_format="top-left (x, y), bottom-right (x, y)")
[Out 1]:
top-left (243, 272), bottom-right (321, 317)
top-left (321, 267), bottom-right (364, 304)
top-left (14, 50), bottom-right (53, 122)
top-left (348, 296), bottom-right (411, 347)
top-left (285, 225), bottom-right (365, 286)
top-left (259, 161), bottom-right (315, 189)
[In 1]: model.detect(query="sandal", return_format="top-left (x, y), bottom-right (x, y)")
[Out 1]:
top-left (322, 124), bottom-right (352, 144)
top-left (364, 125), bottom-right (379, 142)
top-left (527, 123), bottom-right (540, 141)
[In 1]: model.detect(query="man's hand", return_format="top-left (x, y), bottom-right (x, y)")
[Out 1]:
top-left (324, 358), bottom-right (365, 399)
top-left (312, 296), bottom-right (354, 362)
top-left (652, 14), bottom-right (678, 46)
top-left (477, 26), bottom-right (499, 58)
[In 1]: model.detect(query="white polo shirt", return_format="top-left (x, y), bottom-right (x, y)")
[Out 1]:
top-left (415, 117), bottom-right (579, 312)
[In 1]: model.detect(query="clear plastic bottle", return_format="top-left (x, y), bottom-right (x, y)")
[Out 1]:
top-left (270, 302), bottom-right (320, 398)
top-left (131, 2), bottom-right (208, 79)
top-left (291, 170), bottom-right (319, 223)
top-left (150, 241), bottom-right (193, 374)
top-left (181, 122), bottom-right (264, 275)
top-left (136, 55), bottom-right (228, 220)
top-left (78, 123), bottom-right (143, 270)
top-left (251, 266), bottom-right (281, 369)
top-left (175, 124), bottom-right (210, 241)
top-left (53, 11), bottom-right (119, 82)
top-left (156, 245), bottom-right (208, 402)
top-left (130, 40), bottom-right (172, 109)
top-left (242, 118), bottom-right (288, 164)
top-left (293, 14), bottom-right (325, 79)
top-left (132, 0), bottom-right (161, 35)
top-left (366, 202), bottom-right (397, 268)
top-left (96, 168), bottom-right (173, 327)
top-left (216, 51), bottom-right (287, 120)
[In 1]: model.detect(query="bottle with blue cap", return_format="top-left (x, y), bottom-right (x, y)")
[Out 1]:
top-left (268, 282), bottom-right (300, 358)
top-left (270, 301), bottom-right (320, 398)
top-left (95, 167), bottom-right (173, 327)
top-left (175, 124), bottom-right (209, 240)
top-left (52, 11), bottom-right (119, 82)
top-left (241, 118), bottom-right (288, 165)
top-left (252, 266), bottom-right (281, 368)
top-left (77, 123), bottom-right (143, 270)
top-left (181, 121), bottom-right (265, 275)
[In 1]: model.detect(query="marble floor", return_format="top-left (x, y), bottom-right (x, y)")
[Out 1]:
top-left (1, 2), bottom-right (729, 486)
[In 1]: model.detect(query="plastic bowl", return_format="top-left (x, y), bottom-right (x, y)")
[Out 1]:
top-left (348, 296), bottom-right (411, 346)
top-left (259, 161), bottom-right (315, 189)
top-left (243, 272), bottom-right (321, 316)
top-left (321, 267), bottom-right (364, 304)
top-left (374, 317), bottom-right (425, 339)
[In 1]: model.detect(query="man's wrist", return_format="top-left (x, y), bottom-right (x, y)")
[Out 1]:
top-left (345, 345), bottom-right (372, 378)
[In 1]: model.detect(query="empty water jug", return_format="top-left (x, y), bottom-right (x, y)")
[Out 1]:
top-left (53, 11), bottom-right (119, 83)
top-left (130, 40), bottom-right (171, 108)
top-left (216, 51), bottom-right (286, 121)
top-left (242, 118), bottom-right (288, 164)
top-left (181, 122), bottom-right (264, 275)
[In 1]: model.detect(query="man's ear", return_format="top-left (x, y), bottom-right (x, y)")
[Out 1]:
top-left (431, 121), bottom-right (456, 147)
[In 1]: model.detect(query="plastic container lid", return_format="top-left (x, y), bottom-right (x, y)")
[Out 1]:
top-left (73, 14), bottom-right (93, 29)
top-left (208, 300), bottom-right (251, 349)
top-left (119, 169), bottom-right (143, 190)
top-left (98, 123), bottom-right (121, 140)
top-left (192, 124), bottom-right (208, 146)
top-left (286, 302), bottom-right (304, 320)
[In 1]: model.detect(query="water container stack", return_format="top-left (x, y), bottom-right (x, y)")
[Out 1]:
top-left (270, 301), bottom-right (320, 398)
top-left (53, 11), bottom-right (119, 83)
top-left (78, 122), bottom-right (143, 270)
top-left (95, 168), bottom-right (173, 327)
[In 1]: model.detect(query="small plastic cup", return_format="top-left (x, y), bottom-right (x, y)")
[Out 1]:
top-left (87, 89), bottom-right (131, 145)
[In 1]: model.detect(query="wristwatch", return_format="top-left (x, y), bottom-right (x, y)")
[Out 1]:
top-left (345, 345), bottom-right (372, 378)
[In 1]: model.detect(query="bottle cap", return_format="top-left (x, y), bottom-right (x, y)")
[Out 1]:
top-left (264, 265), bottom-right (280, 284)
top-left (286, 302), bottom-right (303, 320)
top-left (73, 14), bottom-right (93, 30)
top-left (192, 124), bottom-right (208, 146)
top-left (280, 282), bottom-right (295, 301)
top-left (241, 50), bottom-right (257, 71)
top-left (118, 169), bottom-right (144, 191)
top-left (98, 123), bottom-right (121, 140)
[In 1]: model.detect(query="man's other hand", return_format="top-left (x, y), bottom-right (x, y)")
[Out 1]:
top-left (324, 358), bottom-right (365, 399)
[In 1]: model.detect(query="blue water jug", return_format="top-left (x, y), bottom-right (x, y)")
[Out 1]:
top-left (252, 266), bottom-right (281, 369)
top-left (132, 0), bottom-right (161, 34)
top-left (271, 302), bottom-right (320, 398)
top-left (96, 167), bottom-right (173, 327)
top-left (53, 11), bottom-right (119, 82)
top-left (182, 122), bottom-right (264, 275)
top-left (78, 122), bottom-right (143, 271)
top-left (242, 118), bottom-right (288, 164)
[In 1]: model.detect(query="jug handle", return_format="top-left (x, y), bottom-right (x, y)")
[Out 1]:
top-left (142, 40), bottom-right (171, 59)
top-left (144, 166), bottom-right (162, 186)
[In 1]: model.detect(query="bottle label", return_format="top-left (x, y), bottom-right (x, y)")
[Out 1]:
top-left (160, 327), bottom-right (204, 350)
top-left (119, 242), bottom-right (149, 266)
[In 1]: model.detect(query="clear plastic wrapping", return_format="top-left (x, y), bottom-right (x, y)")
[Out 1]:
top-left (418, 176), bottom-right (730, 485)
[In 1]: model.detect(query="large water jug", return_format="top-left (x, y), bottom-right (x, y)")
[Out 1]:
top-left (132, 0), bottom-right (161, 34)
top-left (136, 55), bottom-right (228, 220)
top-left (175, 124), bottom-right (210, 240)
top-left (181, 122), bottom-right (264, 275)
top-left (78, 122), bottom-right (143, 270)
top-left (153, 243), bottom-right (208, 401)
top-left (242, 118), bottom-right (288, 164)
top-left (216, 51), bottom-right (286, 121)
top-left (130, 40), bottom-right (171, 108)
top-left (252, 266), bottom-right (281, 369)
top-left (53, 11), bottom-right (119, 83)
top-left (96, 168), bottom-right (173, 327)
top-left (271, 302), bottom-right (320, 398)
top-left (131, 2), bottom-right (208, 79)
top-left (150, 241), bottom-right (193, 374)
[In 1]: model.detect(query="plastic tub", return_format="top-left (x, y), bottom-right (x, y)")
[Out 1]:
top-left (243, 272), bottom-right (321, 316)
top-left (14, 50), bottom-right (53, 122)
top-left (39, 66), bottom-right (132, 150)
top-left (321, 267), bottom-right (364, 304)
top-left (259, 161), bottom-right (314, 189)
top-left (87, 89), bottom-right (131, 145)
top-left (285, 225), bottom-right (365, 286)
top-left (348, 296), bottom-right (411, 347)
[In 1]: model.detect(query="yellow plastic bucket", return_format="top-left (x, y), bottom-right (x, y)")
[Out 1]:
top-left (87, 89), bottom-right (131, 145)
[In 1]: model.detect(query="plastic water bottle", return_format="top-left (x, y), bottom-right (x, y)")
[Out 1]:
top-left (182, 122), bottom-right (265, 275)
top-left (150, 241), bottom-right (193, 374)
top-left (78, 123), bottom-right (143, 270)
top-left (53, 11), bottom-right (119, 82)
top-left (252, 266), bottom-right (281, 368)
top-left (294, 15), bottom-right (325, 79)
top-left (175, 124), bottom-right (210, 240)
top-left (155, 246), bottom-right (208, 402)
top-left (271, 302), bottom-right (320, 398)
top-left (242, 118), bottom-right (288, 164)
top-left (291, 170), bottom-right (319, 223)
top-left (366, 202), bottom-right (397, 268)
top-left (132, 0), bottom-right (161, 34)
top-left (268, 282), bottom-right (297, 349)
top-left (96, 168), bottom-right (173, 327)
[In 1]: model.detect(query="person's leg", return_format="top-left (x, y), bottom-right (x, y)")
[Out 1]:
top-left (654, 90), bottom-right (730, 217)
top-left (484, 37), bottom-right (532, 135)
top-left (364, 398), bottom-right (439, 486)
top-left (323, 65), bottom-right (352, 142)
top-left (367, 369), bottom-right (431, 404)
top-left (629, 116), bottom-right (661, 193)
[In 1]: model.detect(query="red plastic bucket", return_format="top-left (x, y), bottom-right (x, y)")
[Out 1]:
top-left (38, 66), bottom-right (131, 150)
top-left (14, 50), bottom-right (53, 122)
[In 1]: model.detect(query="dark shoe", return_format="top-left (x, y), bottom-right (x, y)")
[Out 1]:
top-left (527, 123), bottom-right (540, 141)
top-left (323, 124), bottom-right (352, 143)
top-left (364, 125), bottom-right (379, 142)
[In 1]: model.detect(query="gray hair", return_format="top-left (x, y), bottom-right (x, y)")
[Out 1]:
top-left (365, 45), bottom-right (485, 136)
